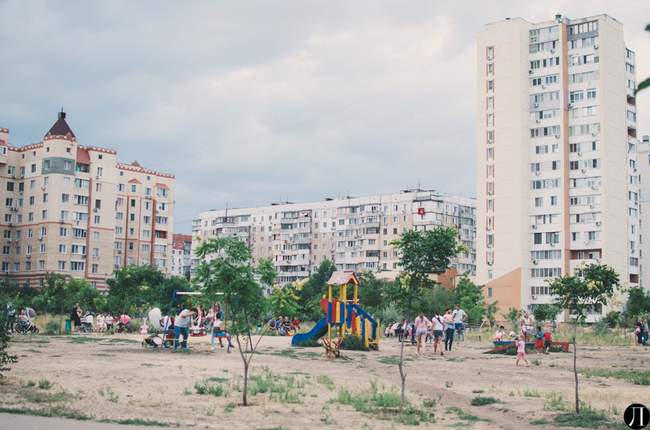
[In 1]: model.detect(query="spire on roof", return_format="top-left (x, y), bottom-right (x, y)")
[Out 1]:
top-left (45, 110), bottom-right (76, 139)
top-left (131, 161), bottom-right (141, 167)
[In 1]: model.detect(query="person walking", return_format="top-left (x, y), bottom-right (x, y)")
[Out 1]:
top-left (515, 335), bottom-right (530, 367)
top-left (174, 308), bottom-right (194, 350)
top-left (431, 313), bottom-right (445, 356)
top-left (642, 319), bottom-right (649, 346)
top-left (452, 304), bottom-right (467, 343)
top-left (443, 309), bottom-right (455, 352)
top-left (69, 303), bottom-right (81, 333)
top-left (414, 313), bottom-right (431, 355)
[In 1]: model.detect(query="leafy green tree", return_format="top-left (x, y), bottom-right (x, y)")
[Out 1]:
top-left (531, 304), bottom-right (561, 323)
top-left (387, 226), bottom-right (465, 408)
top-left (548, 264), bottom-right (619, 414)
top-left (504, 307), bottom-right (522, 333)
top-left (194, 237), bottom-right (274, 406)
top-left (454, 276), bottom-right (487, 325)
top-left (624, 287), bottom-right (650, 320)
top-left (31, 275), bottom-right (103, 314)
top-left (297, 259), bottom-right (335, 320)
top-left (0, 295), bottom-right (17, 378)
top-left (357, 271), bottom-right (393, 313)
top-left (106, 265), bottom-right (191, 315)
top-left (268, 285), bottom-right (300, 318)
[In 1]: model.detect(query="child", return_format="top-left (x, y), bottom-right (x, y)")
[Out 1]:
top-left (534, 326), bottom-right (544, 351)
top-left (515, 335), bottom-right (530, 367)
top-left (543, 329), bottom-right (553, 354)
top-left (493, 325), bottom-right (505, 341)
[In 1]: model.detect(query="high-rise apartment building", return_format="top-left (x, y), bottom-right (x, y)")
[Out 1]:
top-left (476, 14), bottom-right (639, 317)
top-left (0, 112), bottom-right (175, 289)
top-left (638, 135), bottom-right (650, 289)
top-left (171, 233), bottom-right (192, 279)
top-left (192, 189), bottom-right (476, 284)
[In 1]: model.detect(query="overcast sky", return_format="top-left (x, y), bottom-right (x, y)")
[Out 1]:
top-left (1, 1), bottom-right (649, 233)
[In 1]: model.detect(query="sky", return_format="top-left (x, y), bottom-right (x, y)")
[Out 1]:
top-left (1, 1), bottom-right (649, 233)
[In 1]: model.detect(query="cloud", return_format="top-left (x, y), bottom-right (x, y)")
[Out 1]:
top-left (0, 0), bottom-right (649, 231)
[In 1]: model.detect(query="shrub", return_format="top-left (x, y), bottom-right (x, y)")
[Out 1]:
top-left (470, 396), bottom-right (501, 406)
top-left (44, 320), bottom-right (61, 335)
top-left (0, 304), bottom-right (17, 378)
top-left (125, 320), bottom-right (141, 334)
top-left (340, 334), bottom-right (368, 351)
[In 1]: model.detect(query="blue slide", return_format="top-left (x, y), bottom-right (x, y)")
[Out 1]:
top-left (291, 317), bottom-right (328, 346)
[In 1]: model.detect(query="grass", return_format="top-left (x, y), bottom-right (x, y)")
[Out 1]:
top-left (446, 406), bottom-right (490, 424)
top-left (37, 379), bottom-right (53, 390)
top-left (470, 396), bottom-right (501, 406)
top-left (98, 387), bottom-right (120, 403)
top-left (99, 418), bottom-right (174, 427)
top-left (317, 375), bottom-right (335, 390)
top-left (579, 368), bottom-right (650, 385)
top-left (335, 381), bottom-right (434, 425)
top-left (249, 368), bottom-right (307, 403)
top-left (377, 355), bottom-right (412, 365)
top-left (0, 405), bottom-right (91, 421)
top-left (544, 392), bottom-right (568, 412)
top-left (20, 388), bottom-right (68, 404)
top-left (194, 380), bottom-right (227, 397)
top-left (553, 408), bottom-right (622, 429)
top-left (224, 403), bottom-right (235, 413)
top-left (523, 389), bottom-right (540, 398)
top-left (530, 418), bottom-right (549, 425)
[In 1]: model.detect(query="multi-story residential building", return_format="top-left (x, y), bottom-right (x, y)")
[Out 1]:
top-left (638, 135), bottom-right (650, 289)
top-left (192, 189), bottom-right (476, 285)
top-left (476, 14), bottom-right (639, 317)
top-left (171, 233), bottom-right (192, 279)
top-left (0, 111), bottom-right (175, 289)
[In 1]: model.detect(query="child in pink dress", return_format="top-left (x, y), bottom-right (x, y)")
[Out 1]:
top-left (515, 335), bottom-right (530, 367)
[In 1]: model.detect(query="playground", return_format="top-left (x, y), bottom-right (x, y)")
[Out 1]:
top-left (0, 330), bottom-right (646, 429)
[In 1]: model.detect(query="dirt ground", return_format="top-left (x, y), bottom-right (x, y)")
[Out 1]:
top-left (1, 333), bottom-right (647, 429)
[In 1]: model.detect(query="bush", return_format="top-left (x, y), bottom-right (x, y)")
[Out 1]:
top-left (602, 311), bottom-right (620, 328)
top-left (0, 302), bottom-right (17, 377)
top-left (470, 396), bottom-right (501, 406)
top-left (340, 335), bottom-right (368, 351)
top-left (125, 320), bottom-right (141, 334)
top-left (44, 320), bottom-right (61, 335)
top-left (593, 319), bottom-right (610, 336)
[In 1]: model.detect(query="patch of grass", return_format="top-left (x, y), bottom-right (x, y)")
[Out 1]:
top-left (207, 376), bottom-right (229, 384)
top-left (22, 380), bottom-right (36, 388)
top-left (377, 355), bottom-right (412, 365)
top-left (21, 389), bottom-right (67, 404)
top-left (317, 375), bottom-right (335, 390)
top-left (100, 418), bottom-right (174, 427)
top-left (544, 392), bottom-right (568, 412)
top-left (106, 338), bottom-right (139, 344)
top-left (446, 406), bottom-right (490, 423)
top-left (471, 389), bottom-right (484, 394)
top-left (248, 368), bottom-right (308, 404)
top-left (532, 359), bottom-right (542, 366)
top-left (579, 368), bottom-right (650, 385)
top-left (530, 418), bottom-right (548, 425)
top-left (194, 380), bottom-right (226, 397)
top-left (553, 409), bottom-right (617, 428)
top-left (470, 396), bottom-right (501, 406)
top-left (0, 406), bottom-right (91, 421)
top-left (224, 403), bottom-right (236, 413)
top-left (37, 379), bottom-right (52, 390)
top-left (98, 387), bottom-right (119, 403)
top-left (68, 336), bottom-right (104, 343)
top-left (523, 389), bottom-right (540, 398)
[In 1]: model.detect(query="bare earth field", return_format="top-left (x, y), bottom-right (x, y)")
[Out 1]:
top-left (1, 334), bottom-right (647, 429)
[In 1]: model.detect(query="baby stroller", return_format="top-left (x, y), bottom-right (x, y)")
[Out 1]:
top-left (15, 308), bottom-right (39, 334)
top-left (142, 316), bottom-right (174, 349)
top-left (80, 314), bottom-right (94, 333)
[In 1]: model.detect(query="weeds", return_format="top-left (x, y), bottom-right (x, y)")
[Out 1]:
top-left (543, 392), bottom-right (568, 412)
top-left (470, 396), bottom-right (501, 406)
top-left (523, 389), bottom-right (540, 398)
top-left (224, 403), bottom-right (235, 413)
top-left (37, 379), bottom-right (52, 390)
top-left (446, 406), bottom-right (490, 423)
top-left (579, 368), bottom-right (650, 385)
top-left (98, 387), bottom-right (119, 403)
top-left (194, 380), bottom-right (226, 397)
top-left (317, 374), bottom-right (335, 390)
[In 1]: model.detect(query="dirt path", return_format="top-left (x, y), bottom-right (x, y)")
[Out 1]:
top-left (1, 334), bottom-right (645, 429)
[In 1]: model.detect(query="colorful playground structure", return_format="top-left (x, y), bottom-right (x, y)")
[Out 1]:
top-left (291, 271), bottom-right (380, 356)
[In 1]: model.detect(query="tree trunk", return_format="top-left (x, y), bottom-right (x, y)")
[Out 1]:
top-left (573, 322), bottom-right (579, 414)
top-left (235, 335), bottom-right (249, 406)
top-left (398, 325), bottom-right (407, 411)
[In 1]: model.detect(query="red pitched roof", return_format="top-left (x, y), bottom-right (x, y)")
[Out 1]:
top-left (45, 111), bottom-right (75, 139)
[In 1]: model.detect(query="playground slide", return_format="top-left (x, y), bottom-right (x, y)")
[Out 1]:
top-left (291, 317), bottom-right (328, 346)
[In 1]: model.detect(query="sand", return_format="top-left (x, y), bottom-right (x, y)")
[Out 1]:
top-left (1, 333), bottom-right (647, 429)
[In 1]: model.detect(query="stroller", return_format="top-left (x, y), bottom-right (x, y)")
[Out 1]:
top-left (80, 313), bottom-right (94, 333)
top-left (15, 308), bottom-right (39, 334)
top-left (142, 315), bottom-right (175, 349)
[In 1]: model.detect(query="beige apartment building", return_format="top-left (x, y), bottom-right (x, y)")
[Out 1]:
top-left (171, 233), bottom-right (192, 279)
top-left (476, 14), bottom-right (639, 318)
top-left (638, 135), bottom-right (650, 289)
top-left (0, 111), bottom-right (175, 290)
top-left (192, 189), bottom-right (475, 285)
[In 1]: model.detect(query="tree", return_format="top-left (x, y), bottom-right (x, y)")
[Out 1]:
top-left (297, 259), bottom-right (335, 320)
top-left (268, 285), bottom-right (300, 318)
top-left (31, 275), bottom-right (103, 314)
top-left (387, 227), bottom-right (465, 408)
top-left (504, 307), bottom-right (522, 333)
top-left (106, 265), bottom-right (192, 315)
top-left (548, 264), bottom-right (619, 414)
top-left (357, 272), bottom-right (392, 313)
top-left (531, 303), bottom-right (561, 324)
top-left (0, 296), bottom-right (17, 378)
top-left (454, 276), bottom-right (487, 325)
top-left (624, 287), bottom-right (650, 320)
top-left (194, 237), bottom-right (273, 406)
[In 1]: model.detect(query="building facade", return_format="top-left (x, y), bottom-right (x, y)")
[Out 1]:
top-left (638, 135), bottom-right (650, 289)
top-left (171, 233), bottom-right (192, 279)
top-left (192, 189), bottom-right (476, 284)
top-left (0, 112), bottom-right (175, 289)
top-left (476, 14), bottom-right (639, 316)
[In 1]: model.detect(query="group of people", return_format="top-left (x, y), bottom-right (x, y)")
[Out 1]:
top-left (385, 305), bottom-right (467, 356)
top-left (69, 304), bottom-right (131, 333)
top-left (170, 303), bottom-right (233, 352)
top-left (268, 316), bottom-right (301, 336)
